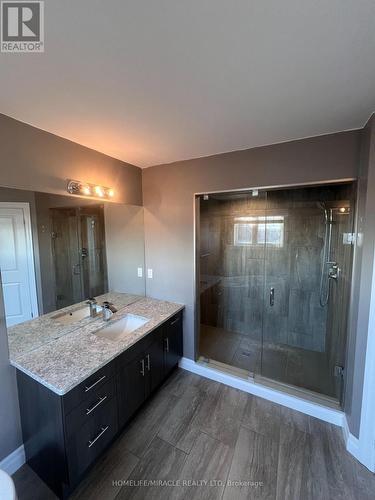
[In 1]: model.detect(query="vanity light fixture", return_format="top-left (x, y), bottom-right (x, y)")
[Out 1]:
top-left (67, 180), bottom-right (115, 199)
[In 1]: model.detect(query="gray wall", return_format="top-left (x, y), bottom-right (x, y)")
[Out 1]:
top-left (0, 114), bottom-right (142, 206)
top-left (0, 115), bottom-right (142, 461)
top-left (0, 279), bottom-right (22, 460)
top-left (143, 130), bottom-right (361, 363)
top-left (345, 114), bottom-right (375, 437)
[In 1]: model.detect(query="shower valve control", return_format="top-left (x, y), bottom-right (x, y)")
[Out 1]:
top-left (269, 287), bottom-right (275, 306)
top-left (328, 262), bottom-right (340, 280)
top-left (334, 365), bottom-right (344, 378)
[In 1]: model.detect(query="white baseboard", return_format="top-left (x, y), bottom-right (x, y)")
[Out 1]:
top-left (0, 445), bottom-right (25, 475)
top-left (179, 357), bottom-right (344, 426)
top-left (341, 415), bottom-right (373, 470)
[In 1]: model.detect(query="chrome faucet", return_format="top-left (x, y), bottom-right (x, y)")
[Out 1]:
top-left (86, 297), bottom-right (98, 318)
top-left (102, 301), bottom-right (118, 321)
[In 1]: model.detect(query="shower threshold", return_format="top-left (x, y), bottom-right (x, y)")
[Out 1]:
top-left (197, 356), bottom-right (341, 410)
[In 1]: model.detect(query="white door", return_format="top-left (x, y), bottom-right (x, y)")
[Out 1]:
top-left (0, 203), bottom-right (39, 326)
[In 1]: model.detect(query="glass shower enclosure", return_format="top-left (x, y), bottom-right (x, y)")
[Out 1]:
top-left (197, 183), bottom-right (355, 405)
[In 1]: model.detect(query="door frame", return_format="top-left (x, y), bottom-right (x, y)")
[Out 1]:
top-left (352, 253), bottom-right (375, 471)
top-left (0, 202), bottom-right (39, 321)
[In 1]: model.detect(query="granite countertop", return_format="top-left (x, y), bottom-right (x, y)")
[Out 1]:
top-left (7, 292), bottom-right (142, 359)
top-left (9, 294), bottom-right (184, 395)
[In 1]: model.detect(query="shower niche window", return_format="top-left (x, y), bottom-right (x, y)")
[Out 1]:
top-left (234, 216), bottom-right (284, 247)
top-left (197, 183), bottom-right (355, 405)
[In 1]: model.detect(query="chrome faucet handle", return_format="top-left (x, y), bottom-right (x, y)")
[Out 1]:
top-left (86, 297), bottom-right (97, 304)
top-left (102, 301), bottom-right (117, 313)
top-left (102, 302), bottom-right (116, 321)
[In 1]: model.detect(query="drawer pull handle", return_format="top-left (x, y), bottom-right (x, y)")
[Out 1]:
top-left (140, 358), bottom-right (145, 376)
top-left (165, 338), bottom-right (169, 352)
top-left (86, 395), bottom-right (107, 415)
top-left (84, 375), bottom-right (106, 392)
top-left (146, 354), bottom-right (151, 371)
top-left (88, 426), bottom-right (109, 448)
top-left (170, 317), bottom-right (179, 326)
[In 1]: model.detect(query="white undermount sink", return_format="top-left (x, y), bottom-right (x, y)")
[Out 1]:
top-left (94, 314), bottom-right (149, 342)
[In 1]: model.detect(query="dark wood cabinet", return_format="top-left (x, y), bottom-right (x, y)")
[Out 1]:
top-left (146, 336), bottom-right (166, 395)
top-left (164, 313), bottom-right (183, 375)
top-left (17, 310), bottom-right (183, 499)
top-left (116, 314), bottom-right (183, 427)
top-left (117, 352), bottom-right (146, 428)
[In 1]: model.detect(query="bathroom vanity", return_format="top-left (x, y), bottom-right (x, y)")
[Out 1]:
top-left (8, 293), bottom-right (183, 498)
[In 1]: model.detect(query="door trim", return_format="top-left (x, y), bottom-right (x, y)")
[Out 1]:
top-left (0, 202), bottom-right (39, 321)
top-left (352, 255), bottom-right (375, 472)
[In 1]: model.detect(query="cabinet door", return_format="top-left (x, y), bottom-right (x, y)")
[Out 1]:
top-left (117, 354), bottom-right (146, 428)
top-left (164, 313), bottom-right (183, 375)
top-left (146, 337), bottom-right (165, 396)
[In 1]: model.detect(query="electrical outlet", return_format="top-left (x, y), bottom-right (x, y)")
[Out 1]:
top-left (137, 267), bottom-right (143, 278)
top-left (147, 268), bottom-right (153, 279)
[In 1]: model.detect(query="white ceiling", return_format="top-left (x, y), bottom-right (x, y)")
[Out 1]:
top-left (1, 0), bottom-right (375, 167)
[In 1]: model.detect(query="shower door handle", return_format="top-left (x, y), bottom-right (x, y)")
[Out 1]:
top-left (270, 287), bottom-right (275, 306)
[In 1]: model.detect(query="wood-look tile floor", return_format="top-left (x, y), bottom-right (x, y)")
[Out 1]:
top-left (13, 368), bottom-right (375, 500)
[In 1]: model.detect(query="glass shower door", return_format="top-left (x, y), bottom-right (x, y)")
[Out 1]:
top-left (198, 183), bottom-right (354, 404)
top-left (198, 190), bottom-right (267, 374)
top-left (258, 192), bottom-right (290, 385)
top-left (259, 186), bottom-right (355, 402)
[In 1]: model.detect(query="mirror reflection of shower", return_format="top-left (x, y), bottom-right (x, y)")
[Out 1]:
top-left (318, 201), bottom-right (350, 307)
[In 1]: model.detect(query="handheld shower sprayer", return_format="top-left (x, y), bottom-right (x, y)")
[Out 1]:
top-left (318, 200), bottom-right (349, 307)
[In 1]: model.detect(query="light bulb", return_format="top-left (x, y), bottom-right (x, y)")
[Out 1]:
top-left (81, 185), bottom-right (91, 196)
top-left (95, 186), bottom-right (104, 197)
top-left (107, 189), bottom-right (114, 198)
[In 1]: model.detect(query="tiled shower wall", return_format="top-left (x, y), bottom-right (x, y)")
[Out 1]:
top-left (200, 185), bottom-right (354, 356)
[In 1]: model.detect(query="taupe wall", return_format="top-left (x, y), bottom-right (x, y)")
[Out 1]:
top-left (0, 114), bottom-right (142, 206)
top-left (345, 115), bottom-right (375, 437)
top-left (142, 130), bottom-right (361, 365)
top-left (0, 115), bottom-right (142, 461)
top-left (104, 204), bottom-right (146, 295)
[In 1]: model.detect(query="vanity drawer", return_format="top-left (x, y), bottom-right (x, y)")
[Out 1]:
top-left (66, 396), bottom-right (118, 484)
top-left (63, 361), bottom-right (115, 414)
top-left (65, 377), bottom-right (116, 439)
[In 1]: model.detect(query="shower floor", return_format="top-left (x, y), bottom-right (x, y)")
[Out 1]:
top-left (199, 324), bottom-right (336, 399)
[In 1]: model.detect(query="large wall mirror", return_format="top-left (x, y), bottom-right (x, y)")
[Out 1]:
top-left (0, 186), bottom-right (145, 353)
